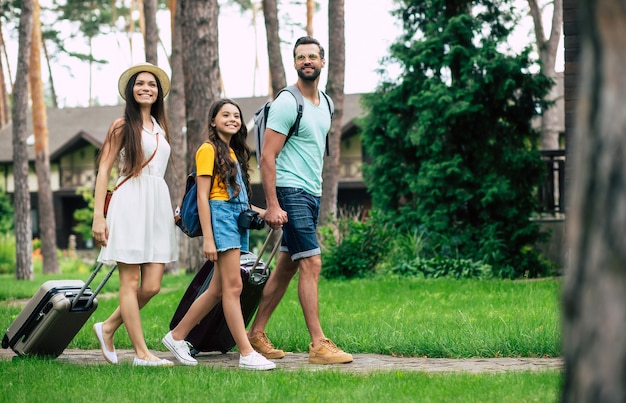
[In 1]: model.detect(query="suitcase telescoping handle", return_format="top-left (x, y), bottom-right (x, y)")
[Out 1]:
top-left (251, 228), bottom-right (281, 270)
top-left (71, 262), bottom-right (117, 310)
top-left (248, 228), bottom-right (281, 285)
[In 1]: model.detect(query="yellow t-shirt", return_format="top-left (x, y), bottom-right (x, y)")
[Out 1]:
top-left (195, 143), bottom-right (238, 201)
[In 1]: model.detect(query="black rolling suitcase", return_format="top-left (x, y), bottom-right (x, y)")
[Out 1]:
top-left (169, 229), bottom-right (281, 354)
top-left (2, 262), bottom-right (117, 357)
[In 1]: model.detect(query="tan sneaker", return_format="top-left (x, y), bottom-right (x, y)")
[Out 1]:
top-left (248, 332), bottom-right (286, 359)
top-left (309, 338), bottom-right (353, 364)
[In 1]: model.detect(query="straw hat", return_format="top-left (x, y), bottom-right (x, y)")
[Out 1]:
top-left (117, 62), bottom-right (170, 100)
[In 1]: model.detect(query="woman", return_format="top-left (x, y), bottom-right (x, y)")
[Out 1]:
top-left (92, 62), bottom-right (178, 366)
top-left (162, 99), bottom-right (275, 370)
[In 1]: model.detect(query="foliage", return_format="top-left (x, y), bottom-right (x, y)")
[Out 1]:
top-left (391, 256), bottom-right (492, 279)
top-left (73, 186), bottom-right (95, 243)
top-left (0, 233), bottom-right (15, 274)
top-left (0, 186), bottom-right (14, 233)
top-left (73, 166), bottom-right (119, 243)
top-left (360, 0), bottom-right (554, 278)
top-left (0, 232), bottom-right (91, 275)
top-left (319, 211), bottom-right (391, 279)
top-left (2, 0), bottom-right (167, 67)
top-left (375, 226), bottom-right (448, 267)
top-left (320, 213), bottom-right (496, 280)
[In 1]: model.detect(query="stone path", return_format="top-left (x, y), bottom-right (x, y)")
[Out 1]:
top-left (0, 348), bottom-right (563, 373)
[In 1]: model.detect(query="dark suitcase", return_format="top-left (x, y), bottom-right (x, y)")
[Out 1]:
top-left (1, 262), bottom-right (117, 357)
top-left (169, 229), bottom-right (281, 354)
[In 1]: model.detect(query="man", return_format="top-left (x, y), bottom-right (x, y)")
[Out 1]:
top-left (247, 36), bottom-right (353, 365)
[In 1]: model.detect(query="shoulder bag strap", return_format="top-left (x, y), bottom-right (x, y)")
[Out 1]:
top-left (112, 133), bottom-right (159, 192)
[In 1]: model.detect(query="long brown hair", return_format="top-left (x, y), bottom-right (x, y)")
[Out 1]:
top-left (206, 98), bottom-right (251, 198)
top-left (101, 71), bottom-right (171, 177)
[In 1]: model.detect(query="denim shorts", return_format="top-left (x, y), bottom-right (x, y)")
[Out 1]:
top-left (277, 187), bottom-right (320, 260)
top-left (209, 200), bottom-right (249, 252)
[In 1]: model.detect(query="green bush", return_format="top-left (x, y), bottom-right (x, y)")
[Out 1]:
top-left (358, 0), bottom-right (554, 278)
top-left (320, 212), bottom-right (391, 279)
top-left (0, 233), bottom-right (92, 276)
top-left (376, 226), bottom-right (453, 270)
top-left (0, 233), bottom-right (15, 274)
top-left (0, 187), bottom-right (13, 233)
top-left (391, 256), bottom-right (492, 279)
top-left (321, 216), bottom-right (495, 280)
top-left (73, 171), bottom-right (122, 243)
top-left (72, 186), bottom-right (95, 243)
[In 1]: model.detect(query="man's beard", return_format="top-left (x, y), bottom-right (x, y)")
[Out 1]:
top-left (297, 68), bottom-right (321, 81)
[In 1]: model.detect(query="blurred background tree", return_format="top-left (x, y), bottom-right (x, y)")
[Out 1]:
top-left (360, 0), bottom-right (553, 278)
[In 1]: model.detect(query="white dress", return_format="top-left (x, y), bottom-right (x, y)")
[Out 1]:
top-left (98, 117), bottom-right (178, 265)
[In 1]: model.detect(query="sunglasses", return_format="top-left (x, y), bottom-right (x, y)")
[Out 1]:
top-left (295, 53), bottom-right (320, 62)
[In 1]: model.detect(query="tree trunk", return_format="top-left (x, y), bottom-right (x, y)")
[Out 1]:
top-left (320, 0), bottom-right (345, 224)
top-left (541, 70), bottom-right (561, 149)
top-left (0, 21), bottom-right (11, 127)
top-left (528, 0), bottom-right (563, 149)
top-left (306, 0), bottom-right (315, 36)
top-left (126, 1), bottom-right (137, 61)
top-left (179, 0), bottom-right (221, 272)
top-left (12, 0), bottom-right (34, 280)
top-left (87, 37), bottom-right (95, 106)
top-left (0, 23), bottom-right (14, 95)
top-left (165, 0), bottom-right (191, 274)
top-left (262, 0), bottom-right (286, 95)
top-left (143, 0), bottom-right (158, 64)
top-left (562, 1), bottom-right (626, 401)
top-left (41, 34), bottom-right (58, 109)
top-left (30, 0), bottom-right (58, 274)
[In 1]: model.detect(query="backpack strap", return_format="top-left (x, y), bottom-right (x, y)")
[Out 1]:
top-left (282, 85), bottom-right (334, 156)
top-left (320, 91), bottom-right (334, 118)
top-left (282, 85), bottom-right (304, 141)
top-left (319, 91), bottom-right (334, 156)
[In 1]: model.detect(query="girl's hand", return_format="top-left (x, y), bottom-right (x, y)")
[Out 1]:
top-left (250, 205), bottom-right (267, 220)
top-left (203, 238), bottom-right (218, 262)
top-left (258, 208), bottom-right (267, 220)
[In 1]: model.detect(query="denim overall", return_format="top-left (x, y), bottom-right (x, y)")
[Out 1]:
top-left (209, 163), bottom-right (250, 252)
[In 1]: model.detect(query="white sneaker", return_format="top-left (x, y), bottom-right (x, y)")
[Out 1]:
top-left (162, 331), bottom-right (198, 366)
top-left (239, 350), bottom-right (276, 370)
top-left (133, 357), bottom-right (174, 367)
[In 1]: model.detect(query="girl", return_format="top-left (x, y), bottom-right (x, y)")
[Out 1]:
top-left (92, 63), bottom-right (178, 366)
top-left (162, 99), bottom-right (275, 370)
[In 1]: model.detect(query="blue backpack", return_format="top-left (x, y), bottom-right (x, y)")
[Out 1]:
top-left (174, 172), bottom-right (202, 238)
top-left (253, 85), bottom-right (334, 168)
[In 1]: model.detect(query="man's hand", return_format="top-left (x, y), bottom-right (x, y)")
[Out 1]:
top-left (264, 205), bottom-right (288, 230)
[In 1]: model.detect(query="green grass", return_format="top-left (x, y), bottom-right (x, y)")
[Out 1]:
top-left (0, 359), bottom-right (561, 403)
top-left (0, 269), bottom-right (562, 401)
top-left (1, 272), bottom-right (560, 357)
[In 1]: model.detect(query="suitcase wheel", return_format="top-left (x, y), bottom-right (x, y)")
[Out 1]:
top-left (1, 333), bottom-right (8, 349)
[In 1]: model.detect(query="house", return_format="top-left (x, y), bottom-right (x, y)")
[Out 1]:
top-left (0, 94), bottom-right (369, 249)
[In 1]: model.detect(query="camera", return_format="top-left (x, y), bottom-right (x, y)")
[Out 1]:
top-left (237, 209), bottom-right (265, 230)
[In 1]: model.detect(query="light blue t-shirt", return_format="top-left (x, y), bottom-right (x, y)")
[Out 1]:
top-left (266, 89), bottom-right (331, 196)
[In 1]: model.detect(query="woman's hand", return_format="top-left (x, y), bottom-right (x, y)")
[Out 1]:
top-left (92, 215), bottom-right (109, 247)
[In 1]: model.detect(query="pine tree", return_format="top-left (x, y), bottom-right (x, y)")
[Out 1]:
top-left (360, 0), bottom-right (553, 277)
